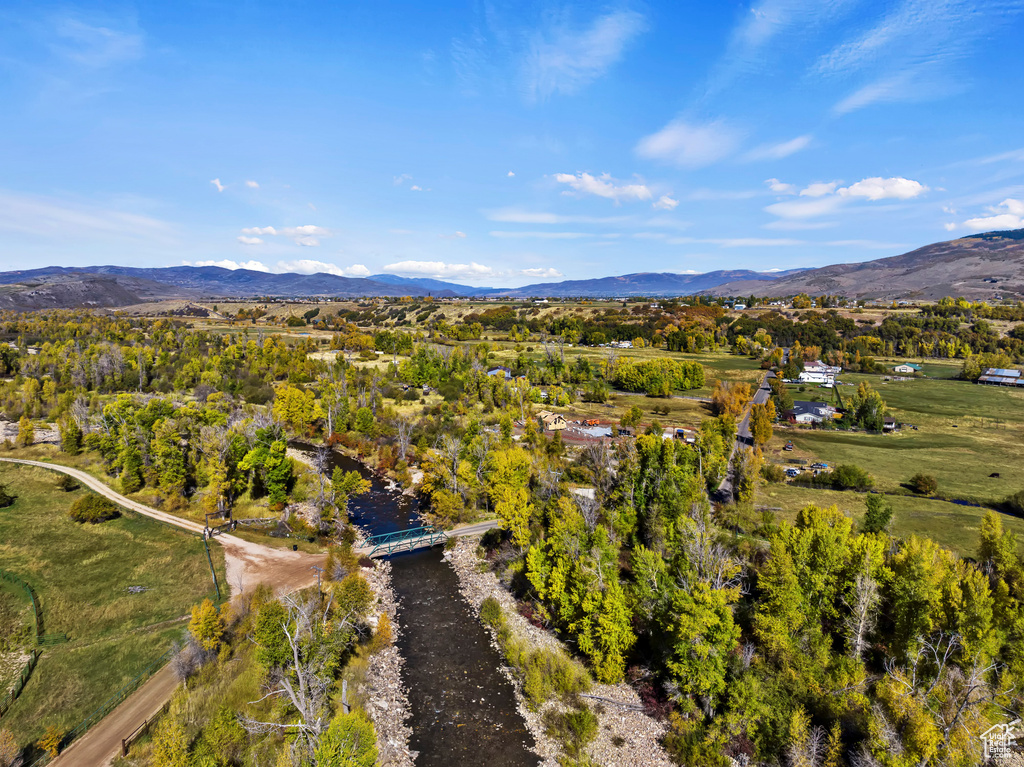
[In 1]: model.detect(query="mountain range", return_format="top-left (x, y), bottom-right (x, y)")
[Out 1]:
top-left (705, 228), bottom-right (1024, 300)
top-left (0, 228), bottom-right (1020, 309)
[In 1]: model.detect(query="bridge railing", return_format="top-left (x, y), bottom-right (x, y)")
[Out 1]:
top-left (365, 526), bottom-right (448, 557)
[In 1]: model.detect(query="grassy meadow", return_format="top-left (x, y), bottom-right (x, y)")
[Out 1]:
top-left (0, 463), bottom-right (226, 747)
top-left (757, 483), bottom-right (1024, 558)
top-left (772, 369), bottom-right (1024, 505)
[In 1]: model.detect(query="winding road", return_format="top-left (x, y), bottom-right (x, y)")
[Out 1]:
top-left (714, 371), bottom-right (773, 501)
top-left (0, 457), bottom-right (324, 767)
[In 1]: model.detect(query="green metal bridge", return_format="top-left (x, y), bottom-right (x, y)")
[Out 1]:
top-left (364, 526), bottom-right (448, 558)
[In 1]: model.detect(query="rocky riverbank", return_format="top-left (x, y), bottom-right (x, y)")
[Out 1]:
top-left (444, 536), bottom-right (675, 767)
top-left (363, 559), bottom-right (415, 767)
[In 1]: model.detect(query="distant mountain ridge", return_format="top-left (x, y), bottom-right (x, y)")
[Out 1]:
top-left (705, 229), bottom-right (1024, 300)
top-left (495, 269), bottom-right (807, 297)
top-left (0, 228), bottom-right (1020, 308)
top-left (0, 265), bottom-right (459, 299)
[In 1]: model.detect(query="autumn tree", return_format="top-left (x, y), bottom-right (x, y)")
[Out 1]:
top-left (188, 598), bottom-right (225, 651)
top-left (749, 401), bottom-right (776, 447)
top-left (16, 415), bottom-right (33, 447)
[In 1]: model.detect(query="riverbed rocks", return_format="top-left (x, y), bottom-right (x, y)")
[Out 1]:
top-left (363, 559), bottom-right (416, 767)
top-left (445, 536), bottom-right (675, 767)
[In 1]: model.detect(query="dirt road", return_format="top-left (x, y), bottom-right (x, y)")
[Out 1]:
top-left (0, 457), bottom-right (323, 766)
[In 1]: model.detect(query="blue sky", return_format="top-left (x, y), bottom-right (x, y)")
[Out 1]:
top-left (1, 1), bottom-right (1023, 286)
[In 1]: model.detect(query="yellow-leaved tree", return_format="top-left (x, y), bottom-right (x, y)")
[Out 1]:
top-left (188, 598), bottom-right (224, 652)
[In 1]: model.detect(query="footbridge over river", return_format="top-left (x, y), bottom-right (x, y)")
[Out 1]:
top-left (355, 520), bottom-right (500, 558)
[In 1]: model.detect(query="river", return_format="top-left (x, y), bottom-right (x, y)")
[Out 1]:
top-left (290, 444), bottom-right (538, 766)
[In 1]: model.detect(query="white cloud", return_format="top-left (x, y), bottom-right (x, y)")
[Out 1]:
top-left (635, 119), bottom-right (742, 168)
top-left (838, 177), bottom-right (928, 200)
top-left (553, 172), bottom-right (653, 203)
top-left (393, 174), bottom-right (412, 186)
top-left (245, 180), bottom-right (259, 189)
top-left (653, 195), bottom-right (679, 211)
top-left (520, 268), bottom-right (564, 278)
top-left (383, 260), bottom-right (499, 280)
top-left (237, 236), bottom-right (263, 245)
top-left (764, 176), bottom-right (928, 222)
top-left (490, 231), bottom-right (595, 239)
top-left (817, 0), bottom-right (1022, 115)
top-left (523, 10), bottom-right (646, 102)
top-left (239, 224), bottom-right (330, 246)
top-left (944, 222), bottom-right (958, 231)
top-left (743, 134), bottom-right (813, 161)
top-left (507, 171), bottom-right (515, 177)
top-left (185, 259), bottom-right (270, 272)
top-left (707, 0), bottom-right (862, 92)
top-left (410, 185), bottom-right (424, 191)
top-left (962, 198), bottom-right (1024, 231)
top-left (766, 178), bottom-right (797, 195)
top-left (439, 231), bottom-right (467, 239)
top-left (801, 181), bottom-right (839, 198)
top-left (831, 70), bottom-right (948, 115)
top-left (210, 178), bottom-right (225, 192)
top-left (382, 259), bottom-right (564, 282)
top-left (277, 260), bottom-right (347, 276)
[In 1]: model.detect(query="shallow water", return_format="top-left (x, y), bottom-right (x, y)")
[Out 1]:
top-left (291, 443), bottom-right (538, 766)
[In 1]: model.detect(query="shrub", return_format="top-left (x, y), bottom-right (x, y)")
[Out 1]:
top-left (315, 710), bottom-right (378, 767)
top-left (68, 493), bottom-right (120, 523)
top-left (480, 596), bottom-right (503, 628)
top-left (56, 474), bottom-right (79, 492)
top-left (519, 647), bottom-right (590, 709)
top-left (543, 704), bottom-right (599, 762)
top-left (0, 482), bottom-right (15, 509)
top-left (830, 464), bottom-right (873, 491)
top-left (761, 464), bottom-right (787, 484)
top-left (908, 473), bottom-right (938, 495)
top-left (1006, 489), bottom-right (1024, 516)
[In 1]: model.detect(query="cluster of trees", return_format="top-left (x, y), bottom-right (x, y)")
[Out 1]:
top-left (729, 305), bottom-right (1024, 363)
top-left (55, 393), bottom-right (297, 515)
top-left (611, 358), bottom-right (705, 396)
top-left (477, 416), bottom-right (1024, 765)
top-left (152, 550), bottom-right (386, 767)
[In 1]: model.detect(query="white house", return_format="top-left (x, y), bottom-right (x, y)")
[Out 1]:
top-left (786, 401), bottom-right (838, 424)
top-left (803, 360), bottom-right (842, 375)
top-left (893, 363), bottom-right (922, 374)
top-left (798, 370), bottom-right (834, 385)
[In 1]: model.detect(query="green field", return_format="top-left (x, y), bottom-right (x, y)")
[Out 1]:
top-left (775, 371), bottom-right (1024, 505)
top-left (758, 484), bottom-right (1024, 558)
top-left (0, 463), bottom-right (226, 747)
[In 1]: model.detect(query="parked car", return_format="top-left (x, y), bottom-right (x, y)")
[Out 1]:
top-left (785, 468), bottom-right (801, 477)
top-left (810, 462), bottom-right (829, 469)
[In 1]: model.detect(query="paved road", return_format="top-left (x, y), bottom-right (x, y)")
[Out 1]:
top-left (715, 372), bottom-right (773, 502)
top-left (0, 458), bottom-right (323, 767)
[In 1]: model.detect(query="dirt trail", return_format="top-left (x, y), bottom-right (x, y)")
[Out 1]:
top-left (0, 457), bottom-right (323, 766)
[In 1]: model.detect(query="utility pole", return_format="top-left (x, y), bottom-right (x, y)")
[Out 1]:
top-left (310, 565), bottom-right (325, 594)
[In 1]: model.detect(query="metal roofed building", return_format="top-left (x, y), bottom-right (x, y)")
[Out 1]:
top-left (978, 368), bottom-right (1024, 387)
